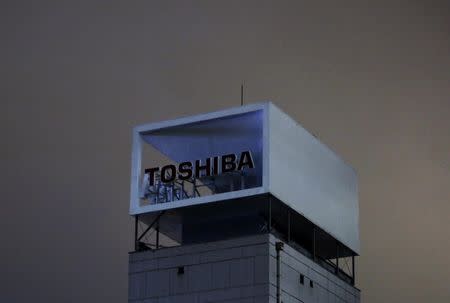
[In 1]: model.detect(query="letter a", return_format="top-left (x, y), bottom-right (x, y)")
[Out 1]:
top-left (237, 151), bottom-right (255, 170)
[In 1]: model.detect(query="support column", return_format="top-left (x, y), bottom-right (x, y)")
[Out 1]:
top-left (156, 219), bottom-right (160, 249)
top-left (313, 226), bottom-right (316, 261)
top-left (336, 242), bottom-right (339, 275)
top-left (287, 210), bottom-right (291, 243)
top-left (268, 195), bottom-right (272, 233)
top-left (352, 255), bottom-right (355, 285)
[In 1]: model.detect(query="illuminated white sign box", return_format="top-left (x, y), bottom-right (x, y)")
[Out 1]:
top-left (130, 102), bottom-right (359, 254)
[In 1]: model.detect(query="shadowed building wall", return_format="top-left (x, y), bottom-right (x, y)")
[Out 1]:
top-left (129, 234), bottom-right (360, 303)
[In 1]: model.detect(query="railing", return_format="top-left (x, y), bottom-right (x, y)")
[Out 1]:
top-left (140, 171), bottom-right (248, 205)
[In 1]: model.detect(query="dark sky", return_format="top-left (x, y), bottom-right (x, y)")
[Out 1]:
top-left (1, 1), bottom-right (449, 302)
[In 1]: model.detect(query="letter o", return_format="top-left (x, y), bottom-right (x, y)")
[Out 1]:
top-left (161, 165), bottom-right (176, 183)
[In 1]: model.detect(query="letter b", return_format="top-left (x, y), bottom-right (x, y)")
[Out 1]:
top-left (221, 154), bottom-right (237, 173)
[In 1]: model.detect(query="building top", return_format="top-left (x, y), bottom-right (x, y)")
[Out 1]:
top-left (130, 101), bottom-right (360, 254)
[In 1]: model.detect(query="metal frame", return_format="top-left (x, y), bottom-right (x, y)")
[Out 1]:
top-left (266, 194), bottom-right (356, 285)
top-left (131, 193), bottom-right (356, 285)
top-left (134, 211), bottom-right (166, 251)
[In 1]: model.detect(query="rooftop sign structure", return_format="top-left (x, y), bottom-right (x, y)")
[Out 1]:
top-left (130, 102), bottom-right (359, 254)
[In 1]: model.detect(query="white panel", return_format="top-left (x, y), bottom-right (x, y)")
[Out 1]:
top-left (268, 103), bottom-right (360, 254)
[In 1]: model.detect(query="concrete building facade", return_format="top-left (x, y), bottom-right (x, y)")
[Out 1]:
top-left (128, 234), bottom-right (360, 303)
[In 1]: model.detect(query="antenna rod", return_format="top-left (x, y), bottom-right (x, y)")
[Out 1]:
top-left (241, 81), bottom-right (244, 106)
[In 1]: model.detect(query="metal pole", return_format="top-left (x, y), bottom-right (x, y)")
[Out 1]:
top-left (181, 181), bottom-right (185, 199)
top-left (134, 215), bottom-right (139, 251)
top-left (156, 220), bottom-right (160, 250)
top-left (313, 226), bottom-right (316, 261)
top-left (268, 195), bottom-right (272, 233)
top-left (275, 242), bottom-right (284, 303)
top-left (241, 82), bottom-right (244, 106)
top-left (336, 242), bottom-right (339, 275)
top-left (352, 255), bottom-right (355, 285)
top-left (287, 210), bottom-right (291, 243)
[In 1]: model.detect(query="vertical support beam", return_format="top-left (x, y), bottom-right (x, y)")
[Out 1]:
top-left (335, 241), bottom-right (339, 275)
top-left (134, 215), bottom-right (139, 251)
top-left (182, 181), bottom-right (185, 199)
top-left (313, 226), bottom-right (316, 262)
top-left (240, 171), bottom-right (245, 190)
top-left (352, 255), bottom-right (355, 285)
top-left (156, 219), bottom-right (160, 249)
top-left (268, 195), bottom-right (272, 233)
top-left (193, 178), bottom-right (196, 197)
top-left (164, 185), bottom-right (168, 203)
top-left (275, 242), bottom-right (284, 303)
top-left (287, 210), bottom-right (291, 243)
